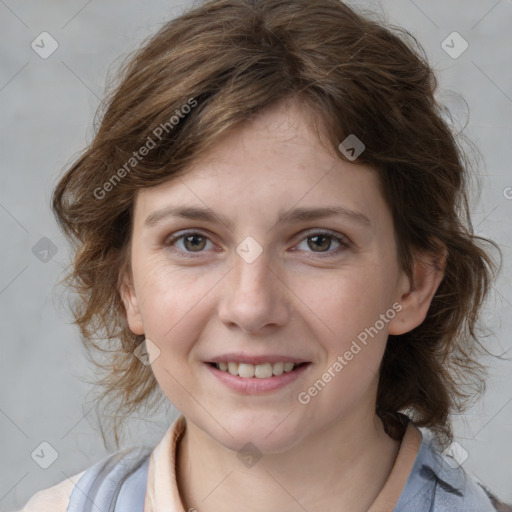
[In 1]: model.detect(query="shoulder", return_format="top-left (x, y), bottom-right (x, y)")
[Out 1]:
top-left (395, 427), bottom-right (510, 512)
top-left (20, 447), bottom-right (152, 512)
top-left (20, 470), bottom-right (86, 512)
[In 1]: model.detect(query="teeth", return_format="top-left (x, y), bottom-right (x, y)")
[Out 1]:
top-left (227, 362), bottom-right (239, 376)
top-left (214, 361), bottom-right (300, 378)
top-left (272, 362), bottom-right (284, 375)
top-left (283, 362), bottom-right (294, 372)
top-left (238, 363), bottom-right (255, 378)
top-left (254, 363), bottom-right (272, 378)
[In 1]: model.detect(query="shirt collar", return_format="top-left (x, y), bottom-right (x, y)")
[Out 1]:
top-left (143, 414), bottom-right (423, 512)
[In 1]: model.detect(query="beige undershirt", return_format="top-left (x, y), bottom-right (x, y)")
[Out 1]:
top-left (367, 420), bottom-right (423, 511)
top-left (144, 415), bottom-right (423, 512)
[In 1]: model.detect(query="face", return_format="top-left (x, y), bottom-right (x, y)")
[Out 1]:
top-left (121, 98), bottom-right (415, 454)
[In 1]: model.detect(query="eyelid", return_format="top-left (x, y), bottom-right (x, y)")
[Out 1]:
top-left (298, 228), bottom-right (351, 244)
top-left (164, 228), bottom-right (212, 243)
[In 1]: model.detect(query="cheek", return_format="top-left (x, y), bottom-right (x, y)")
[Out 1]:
top-left (135, 256), bottom-right (211, 324)
top-left (137, 265), bottom-right (215, 408)
top-left (132, 260), bottom-right (212, 357)
top-left (305, 264), bottom-right (395, 337)
top-left (301, 272), bottom-right (391, 410)
top-left (302, 264), bottom-right (395, 388)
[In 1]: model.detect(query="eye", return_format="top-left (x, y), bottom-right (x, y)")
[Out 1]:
top-left (294, 230), bottom-right (351, 256)
top-left (163, 229), bottom-right (351, 259)
top-left (164, 230), bottom-right (215, 257)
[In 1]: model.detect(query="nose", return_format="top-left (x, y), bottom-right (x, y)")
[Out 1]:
top-left (217, 249), bottom-right (290, 334)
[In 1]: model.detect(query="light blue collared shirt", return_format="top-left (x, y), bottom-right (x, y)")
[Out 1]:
top-left (394, 428), bottom-right (499, 511)
top-left (66, 425), bottom-right (505, 512)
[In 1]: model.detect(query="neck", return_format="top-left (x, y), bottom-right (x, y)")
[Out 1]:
top-left (176, 408), bottom-right (401, 512)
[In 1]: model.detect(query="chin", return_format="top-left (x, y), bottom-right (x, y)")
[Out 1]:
top-left (202, 411), bottom-right (307, 455)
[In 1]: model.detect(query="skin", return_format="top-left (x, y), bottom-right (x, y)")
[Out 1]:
top-left (121, 96), bottom-right (445, 511)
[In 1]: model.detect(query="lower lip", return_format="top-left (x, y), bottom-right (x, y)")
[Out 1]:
top-left (205, 363), bottom-right (311, 395)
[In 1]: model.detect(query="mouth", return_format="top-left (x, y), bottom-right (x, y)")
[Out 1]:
top-left (205, 360), bottom-right (311, 394)
top-left (206, 361), bottom-right (310, 378)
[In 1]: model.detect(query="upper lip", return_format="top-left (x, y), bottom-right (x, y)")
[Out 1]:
top-left (206, 353), bottom-right (311, 365)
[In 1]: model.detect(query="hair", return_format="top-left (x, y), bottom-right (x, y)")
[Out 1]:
top-left (52, 0), bottom-right (501, 450)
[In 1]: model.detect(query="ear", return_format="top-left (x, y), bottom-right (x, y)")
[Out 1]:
top-left (119, 265), bottom-right (145, 336)
top-left (388, 243), bottom-right (447, 335)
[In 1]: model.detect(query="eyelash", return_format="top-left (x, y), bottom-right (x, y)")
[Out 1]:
top-left (163, 229), bottom-right (351, 259)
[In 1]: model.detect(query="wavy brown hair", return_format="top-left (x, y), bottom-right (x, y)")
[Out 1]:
top-left (52, 0), bottom-right (500, 450)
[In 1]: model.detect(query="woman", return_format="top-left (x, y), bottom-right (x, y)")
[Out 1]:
top-left (21, 0), bottom-right (510, 510)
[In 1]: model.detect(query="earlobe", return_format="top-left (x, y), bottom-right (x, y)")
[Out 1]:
top-left (388, 244), bottom-right (447, 336)
top-left (119, 269), bottom-right (145, 336)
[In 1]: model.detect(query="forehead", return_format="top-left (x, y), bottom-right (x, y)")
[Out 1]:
top-left (134, 99), bottom-right (388, 230)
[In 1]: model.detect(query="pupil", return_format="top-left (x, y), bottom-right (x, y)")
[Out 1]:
top-left (309, 235), bottom-right (330, 252)
top-left (185, 235), bottom-right (205, 251)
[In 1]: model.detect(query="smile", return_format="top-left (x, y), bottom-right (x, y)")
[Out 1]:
top-left (205, 361), bottom-right (311, 395)
top-left (210, 361), bottom-right (303, 378)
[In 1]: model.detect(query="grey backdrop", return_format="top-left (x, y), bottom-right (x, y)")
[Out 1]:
top-left (1, 0), bottom-right (511, 510)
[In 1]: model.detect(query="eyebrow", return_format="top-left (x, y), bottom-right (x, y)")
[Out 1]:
top-left (144, 205), bottom-right (371, 229)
